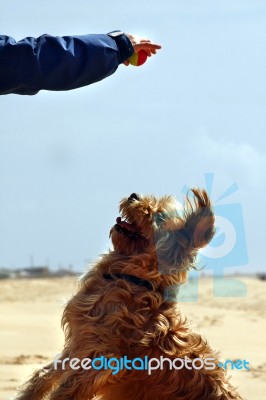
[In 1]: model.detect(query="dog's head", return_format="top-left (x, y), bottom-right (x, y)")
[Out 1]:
top-left (110, 189), bottom-right (215, 271)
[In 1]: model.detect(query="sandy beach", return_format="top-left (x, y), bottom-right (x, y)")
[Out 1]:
top-left (0, 276), bottom-right (265, 400)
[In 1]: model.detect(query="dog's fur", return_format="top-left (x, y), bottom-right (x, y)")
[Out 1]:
top-left (16, 189), bottom-right (243, 400)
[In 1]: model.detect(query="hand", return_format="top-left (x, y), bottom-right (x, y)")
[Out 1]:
top-left (124, 34), bottom-right (161, 66)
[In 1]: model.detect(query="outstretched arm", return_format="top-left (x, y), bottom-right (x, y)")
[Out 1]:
top-left (0, 31), bottom-right (161, 95)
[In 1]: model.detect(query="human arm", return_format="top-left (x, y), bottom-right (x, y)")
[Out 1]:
top-left (0, 32), bottom-right (134, 95)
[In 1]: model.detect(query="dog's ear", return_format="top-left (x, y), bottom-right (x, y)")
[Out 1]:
top-left (155, 189), bottom-right (215, 270)
top-left (182, 188), bottom-right (215, 249)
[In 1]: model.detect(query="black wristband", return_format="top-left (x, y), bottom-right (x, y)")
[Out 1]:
top-left (107, 31), bottom-right (134, 63)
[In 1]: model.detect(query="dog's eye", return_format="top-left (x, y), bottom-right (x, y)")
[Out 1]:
top-left (153, 212), bottom-right (166, 225)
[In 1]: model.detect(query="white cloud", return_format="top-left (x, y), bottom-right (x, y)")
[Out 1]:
top-left (194, 134), bottom-right (266, 188)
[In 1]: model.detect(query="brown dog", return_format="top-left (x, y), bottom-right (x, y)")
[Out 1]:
top-left (16, 189), bottom-right (243, 400)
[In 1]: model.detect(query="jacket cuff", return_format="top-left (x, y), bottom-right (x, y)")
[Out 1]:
top-left (107, 32), bottom-right (134, 63)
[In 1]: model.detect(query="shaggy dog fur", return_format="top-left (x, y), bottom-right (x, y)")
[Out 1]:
top-left (16, 189), bottom-right (243, 400)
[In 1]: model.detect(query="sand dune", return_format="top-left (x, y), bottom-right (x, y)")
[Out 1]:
top-left (0, 276), bottom-right (265, 399)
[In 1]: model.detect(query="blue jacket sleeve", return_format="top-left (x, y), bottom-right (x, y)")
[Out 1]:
top-left (0, 33), bottom-right (134, 95)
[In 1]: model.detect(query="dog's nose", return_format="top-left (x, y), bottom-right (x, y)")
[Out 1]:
top-left (128, 193), bottom-right (140, 202)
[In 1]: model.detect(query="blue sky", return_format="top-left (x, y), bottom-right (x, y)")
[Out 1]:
top-left (0, 0), bottom-right (265, 274)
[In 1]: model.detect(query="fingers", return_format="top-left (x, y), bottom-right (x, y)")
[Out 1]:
top-left (145, 50), bottom-right (152, 57)
top-left (126, 33), bottom-right (162, 53)
top-left (139, 39), bottom-right (161, 48)
top-left (123, 33), bottom-right (161, 67)
top-left (134, 41), bottom-right (161, 50)
top-left (135, 44), bottom-right (161, 54)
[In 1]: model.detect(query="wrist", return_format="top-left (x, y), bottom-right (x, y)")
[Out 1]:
top-left (107, 31), bottom-right (134, 63)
